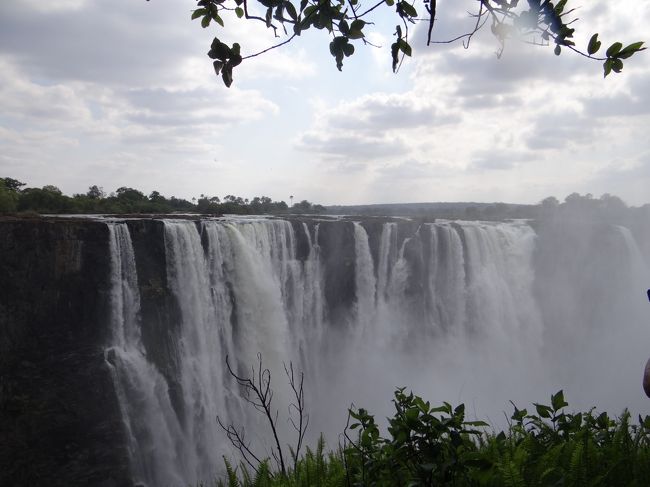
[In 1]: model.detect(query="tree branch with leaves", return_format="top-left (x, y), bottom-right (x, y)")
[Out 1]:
top-left (184, 0), bottom-right (645, 86)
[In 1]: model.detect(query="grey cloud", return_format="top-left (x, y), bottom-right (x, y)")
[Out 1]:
top-left (598, 154), bottom-right (650, 180)
top-left (362, 98), bottom-right (437, 128)
top-left (587, 154), bottom-right (650, 203)
top-left (525, 110), bottom-right (596, 151)
top-left (583, 73), bottom-right (650, 118)
top-left (445, 49), bottom-right (580, 99)
top-left (297, 132), bottom-right (407, 161)
top-left (330, 96), bottom-right (459, 135)
top-left (324, 160), bottom-right (369, 174)
top-left (470, 149), bottom-right (532, 171)
top-left (375, 159), bottom-right (448, 180)
top-left (296, 93), bottom-right (453, 161)
top-left (0, 1), bottom-right (204, 86)
top-left (123, 87), bottom-right (276, 127)
top-left (461, 93), bottom-right (523, 110)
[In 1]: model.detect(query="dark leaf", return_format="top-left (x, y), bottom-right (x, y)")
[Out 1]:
top-left (350, 19), bottom-right (365, 32)
top-left (399, 1), bottom-right (417, 18)
top-left (587, 33), bottom-right (601, 55)
top-left (391, 42), bottom-right (399, 72)
top-left (265, 7), bottom-right (273, 27)
top-left (618, 41), bottom-right (645, 59)
top-left (222, 66), bottom-right (233, 87)
top-left (603, 58), bottom-right (613, 77)
top-left (606, 41), bottom-right (623, 57)
top-left (210, 38), bottom-right (231, 60)
top-left (399, 39), bottom-right (412, 56)
top-left (284, 1), bottom-right (298, 21)
top-left (534, 403), bottom-right (553, 419)
top-left (551, 390), bottom-right (568, 411)
top-left (230, 54), bottom-right (243, 67)
top-left (191, 8), bottom-right (207, 20)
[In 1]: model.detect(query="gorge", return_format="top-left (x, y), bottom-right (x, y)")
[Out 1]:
top-left (1, 213), bottom-right (649, 486)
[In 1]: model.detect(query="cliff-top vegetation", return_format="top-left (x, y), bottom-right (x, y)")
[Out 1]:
top-left (0, 177), bottom-right (325, 216)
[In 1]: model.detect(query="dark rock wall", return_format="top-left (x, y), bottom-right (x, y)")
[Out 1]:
top-left (0, 219), bottom-right (131, 487)
top-left (316, 221), bottom-right (356, 327)
top-left (126, 219), bottom-right (186, 425)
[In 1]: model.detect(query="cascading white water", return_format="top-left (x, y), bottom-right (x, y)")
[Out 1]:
top-left (106, 216), bottom-right (650, 486)
top-left (376, 222), bottom-right (396, 304)
top-left (353, 222), bottom-right (377, 333)
top-left (426, 223), bottom-right (466, 333)
top-left (107, 219), bottom-right (322, 485)
top-left (105, 223), bottom-right (187, 487)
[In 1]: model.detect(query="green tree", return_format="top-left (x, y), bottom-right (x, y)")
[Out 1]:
top-left (17, 186), bottom-right (74, 213)
top-left (188, 0), bottom-right (645, 86)
top-left (0, 177), bottom-right (26, 193)
top-left (115, 187), bottom-right (146, 201)
top-left (0, 180), bottom-right (18, 213)
top-left (86, 185), bottom-right (105, 199)
top-left (41, 185), bottom-right (63, 195)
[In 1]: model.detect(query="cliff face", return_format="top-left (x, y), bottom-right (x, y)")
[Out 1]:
top-left (0, 218), bottom-right (131, 486)
top-left (4, 215), bottom-right (646, 486)
top-left (0, 216), bottom-right (389, 484)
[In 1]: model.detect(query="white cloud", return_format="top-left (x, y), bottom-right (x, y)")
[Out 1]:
top-left (21, 0), bottom-right (87, 13)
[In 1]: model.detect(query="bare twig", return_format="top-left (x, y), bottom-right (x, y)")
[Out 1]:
top-left (225, 354), bottom-right (287, 475)
top-left (216, 416), bottom-right (263, 474)
top-left (358, 0), bottom-right (388, 18)
top-left (243, 0), bottom-right (278, 36)
top-left (284, 362), bottom-right (309, 469)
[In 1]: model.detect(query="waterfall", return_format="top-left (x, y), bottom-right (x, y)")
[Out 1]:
top-left (103, 216), bottom-right (650, 486)
top-left (353, 222), bottom-right (377, 332)
top-left (459, 221), bottom-right (542, 343)
top-left (376, 222), bottom-right (397, 304)
top-left (426, 223), bottom-right (466, 333)
top-left (105, 223), bottom-right (186, 487)
top-left (162, 220), bottom-right (229, 483)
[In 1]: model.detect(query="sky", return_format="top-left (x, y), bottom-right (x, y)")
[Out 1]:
top-left (1, 0), bottom-right (649, 206)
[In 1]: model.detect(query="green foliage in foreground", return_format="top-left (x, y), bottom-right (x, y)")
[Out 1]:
top-left (211, 389), bottom-right (650, 487)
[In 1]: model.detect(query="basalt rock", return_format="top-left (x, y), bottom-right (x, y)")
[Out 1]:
top-left (0, 218), bottom-right (131, 487)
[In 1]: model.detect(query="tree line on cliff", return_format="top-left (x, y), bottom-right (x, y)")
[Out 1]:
top-left (2, 177), bottom-right (648, 222)
top-left (0, 178), bottom-right (325, 216)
